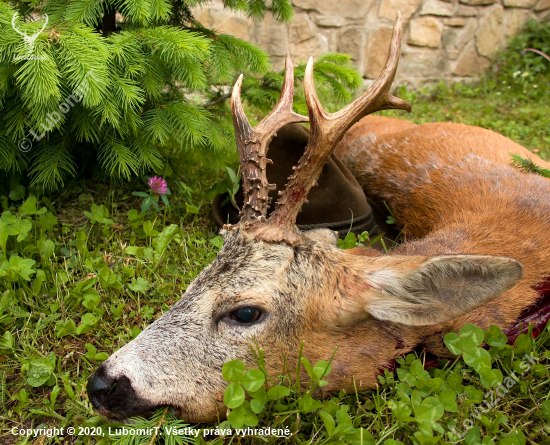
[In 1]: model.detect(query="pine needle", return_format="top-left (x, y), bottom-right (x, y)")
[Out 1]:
top-left (510, 153), bottom-right (550, 178)
top-left (148, 406), bottom-right (168, 445)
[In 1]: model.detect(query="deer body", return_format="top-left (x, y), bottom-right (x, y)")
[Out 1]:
top-left (87, 14), bottom-right (547, 423)
top-left (335, 116), bottom-right (550, 357)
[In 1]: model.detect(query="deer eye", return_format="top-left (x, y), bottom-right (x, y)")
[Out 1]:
top-left (230, 307), bottom-right (262, 324)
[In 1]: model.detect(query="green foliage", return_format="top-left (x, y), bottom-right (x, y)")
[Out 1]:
top-left (495, 19), bottom-right (550, 79)
top-left (0, 0), bottom-right (361, 189)
top-left (338, 230), bottom-right (388, 251)
top-left (2, 174), bottom-right (550, 444)
top-left (510, 153), bottom-right (550, 178)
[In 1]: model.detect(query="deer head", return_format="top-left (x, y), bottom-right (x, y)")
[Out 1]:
top-left (87, 13), bottom-right (523, 422)
top-left (11, 12), bottom-right (49, 56)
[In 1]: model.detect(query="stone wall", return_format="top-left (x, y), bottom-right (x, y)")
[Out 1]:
top-left (194, 0), bottom-right (550, 88)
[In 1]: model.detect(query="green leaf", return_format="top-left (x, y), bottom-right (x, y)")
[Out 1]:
top-left (210, 236), bottom-right (223, 249)
top-left (531, 363), bottom-right (548, 377)
top-left (319, 410), bottom-right (335, 436)
top-left (82, 292), bottom-right (101, 311)
top-left (1, 255), bottom-right (36, 281)
top-left (227, 400), bottom-right (258, 428)
top-left (222, 360), bottom-right (246, 382)
top-left (463, 347), bottom-right (492, 373)
top-left (479, 369), bottom-right (503, 388)
top-left (16, 219), bottom-right (32, 242)
top-left (485, 325), bottom-right (508, 346)
top-left (55, 319), bottom-right (77, 338)
top-left (499, 430), bottom-right (526, 445)
top-left (459, 324), bottom-right (485, 349)
top-left (313, 360), bottom-right (332, 379)
top-left (537, 400), bottom-right (550, 422)
top-left (250, 387), bottom-right (267, 413)
top-left (267, 385), bottom-right (290, 400)
top-left (388, 400), bottom-right (413, 422)
top-left (223, 382), bottom-right (245, 409)
top-left (415, 396), bottom-right (444, 422)
top-left (301, 357), bottom-right (318, 382)
top-left (89, 204), bottom-right (113, 225)
top-left (443, 332), bottom-right (462, 355)
top-left (40, 239), bottom-right (55, 263)
top-left (98, 266), bottom-right (122, 290)
top-left (438, 389), bottom-right (456, 407)
top-left (128, 277), bottom-right (150, 293)
top-left (241, 369), bottom-right (265, 392)
top-left (9, 185), bottom-right (25, 201)
top-left (0, 331), bottom-right (15, 355)
top-left (141, 197), bottom-right (154, 213)
top-left (156, 224), bottom-right (178, 255)
top-left (142, 221), bottom-right (159, 238)
top-left (85, 343), bottom-right (97, 359)
top-left (513, 334), bottom-right (532, 354)
top-left (19, 196), bottom-right (37, 216)
top-left (26, 357), bottom-right (54, 387)
top-left (38, 213), bottom-right (58, 232)
top-left (81, 313), bottom-right (98, 326)
top-left (464, 426), bottom-right (482, 445)
top-left (185, 203), bottom-right (199, 214)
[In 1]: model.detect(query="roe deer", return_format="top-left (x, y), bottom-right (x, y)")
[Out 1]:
top-left (87, 13), bottom-right (550, 422)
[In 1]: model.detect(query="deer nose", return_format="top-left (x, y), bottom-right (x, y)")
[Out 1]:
top-left (87, 363), bottom-right (159, 419)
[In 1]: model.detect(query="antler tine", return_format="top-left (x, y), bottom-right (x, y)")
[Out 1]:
top-left (229, 54), bottom-right (308, 227)
top-left (263, 12), bottom-right (411, 244)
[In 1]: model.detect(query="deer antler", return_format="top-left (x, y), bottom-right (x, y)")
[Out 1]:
top-left (229, 13), bottom-right (410, 244)
top-left (230, 53), bottom-right (308, 226)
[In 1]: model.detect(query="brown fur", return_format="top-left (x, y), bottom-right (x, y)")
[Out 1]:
top-left (331, 115), bottom-right (550, 360)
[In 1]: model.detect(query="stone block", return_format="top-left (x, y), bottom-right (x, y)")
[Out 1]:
top-left (503, 0), bottom-right (536, 7)
top-left (536, 0), bottom-right (550, 11)
top-left (259, 13), bottom-right (289, 56)
top-left (315, 16), bottom-right (347, 27)
top-left (444, 18), bottom-right (468, 26)
top-left (457, 5), bottom-right (478, 16)
top-left (290, 34), bottom-right (329, 62)
top-left (193, 6), bottom-right (253, 42)
top-left (408, 17), bottom-right (444, 48)
top-left (460, 0), bottom-right (498, 5)
top-left (475, 4), bottom-right (504, 58)
top-left (364, 26), bottom-right (394, 78)
top-left (421, 0), bottom-right (456, 16)
top-left (289, 13), bottom-right (317, 43)
top-left (443, 17), bottom-right (477, 58)
top-left (379, 0), bottom-right (422, 22)
top-left (399, 47), bottom-right (446, 78)
top-left (293, 0), bottom-right (370, 19)
top-left (453, 40), bottom-right (491, 75)
top-left (339, 27), bottom-right (364, 60)
top-left (504, 9), bottom-right (536, 37)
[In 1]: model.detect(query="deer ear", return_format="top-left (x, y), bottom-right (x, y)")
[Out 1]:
top-left (361, 255), bottom-right (523, 326)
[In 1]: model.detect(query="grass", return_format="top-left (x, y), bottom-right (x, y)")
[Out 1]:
top-left (1, 42), bottom-right (550, 445)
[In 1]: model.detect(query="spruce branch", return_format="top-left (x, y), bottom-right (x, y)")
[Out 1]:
top-left (148, 406), bottom-right (168, 445)
top-left (510, 153), bottom-right (550, 178)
